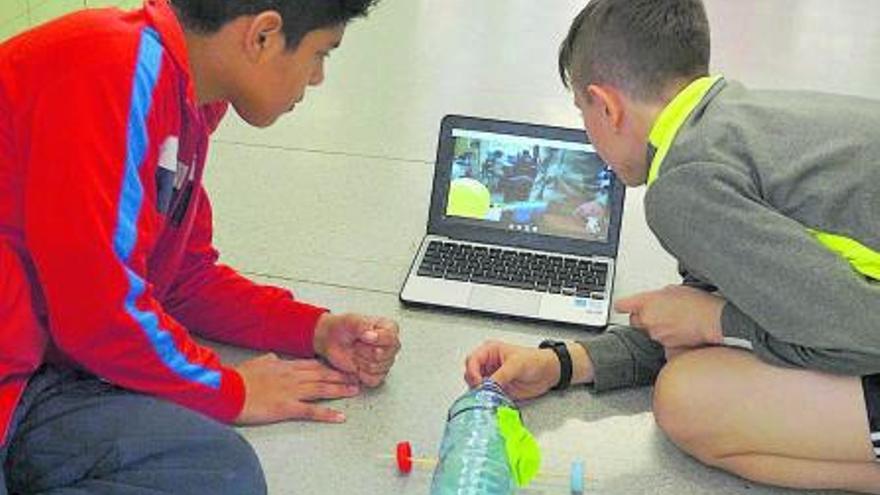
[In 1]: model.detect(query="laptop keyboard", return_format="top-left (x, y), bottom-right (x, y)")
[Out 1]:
top-left (416, 240), bottom-right (608, 298)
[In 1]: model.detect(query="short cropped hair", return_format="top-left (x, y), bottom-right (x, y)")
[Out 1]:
top-left (559, 0), bottom-right (711, 101)
top-left (170, 0), bottom-right (380, 50)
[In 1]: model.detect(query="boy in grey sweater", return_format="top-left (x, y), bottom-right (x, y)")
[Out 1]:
top-left (464, 0), bottom-right (880, 492)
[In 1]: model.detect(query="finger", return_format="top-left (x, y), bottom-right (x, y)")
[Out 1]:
top-left (294, 356), bottom-right (362, 380)
top-left (354, 338), bottom-right (401, 358)
top-left (629, 312), bottom-right (644, 329)
top-left (282, 359), bottom-right (329, 371)
top-left (333, 314), bottom-right (388, 346)
top-left (354, 342), bottom-right (401, 364)
top-left (354, 356), bottom-right (396, 382)
top-left (353, 348), bottom-right (396, 367)
top-left (365, 329), bottom-right (400, 347)
top-left (287, 402), bottom-right (347, 423)
top-left (280, 358), bottom-right (347, 374)
top-left (358, 370), bottom-right (388, 388)
top-left (372, 317), bottom-right (400, 338)
top-left (489, 361), bottom-right (517, 390)
top-left (614, 293), bottom-right (648, 314)
top-left (472, 341), bottom-right (507, 381)
top-left (464, 344), bottom-right (501, 386)
top-left (244, 352), bottom-right (279, 365)
top-left (359, 323), bottom-right (400, 347)
top-left (296, 381), bottom-right (361, 401)
top-left (280, 360), bottom-right (359, 384)
top-left (355, 356), bottom-right (395, 375)
top-left (464, 363), bottom-right (482, 388)
top-left (354, 343), bottom-right (392, 361)
top-left (298, 369), bottom-right (361, 386)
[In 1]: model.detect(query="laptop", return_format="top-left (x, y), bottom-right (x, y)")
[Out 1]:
top-left (400, 115), bottom-right (626, 328)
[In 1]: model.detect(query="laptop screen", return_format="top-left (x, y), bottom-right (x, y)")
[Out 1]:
top-left (445, 128), bottom-right (614, 243)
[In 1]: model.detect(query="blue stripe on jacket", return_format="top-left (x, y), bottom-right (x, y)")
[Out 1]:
top-left (111, 27), bottom-right (221, 389)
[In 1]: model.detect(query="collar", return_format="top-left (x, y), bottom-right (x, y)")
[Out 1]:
top-left (143, 0), bottom-right (197, 103)
top-left (645, 75), bottom-right (723, 186)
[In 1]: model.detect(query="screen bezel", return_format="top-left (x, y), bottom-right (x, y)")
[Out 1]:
top-left (427, 114), bottom-right (626, 258)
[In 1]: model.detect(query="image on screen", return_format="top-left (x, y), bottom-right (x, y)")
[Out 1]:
top-left (445, 128), bottom-right (613, 243)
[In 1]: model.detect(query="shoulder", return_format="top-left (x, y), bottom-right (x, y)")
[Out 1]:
top-left (8, 7), bottom-right (192, 89)
top-left (649, 161), bottom-right (758, 204)
top-left (9, 9), bottom-right (147, 72)
top-left (2, 9), bottom-right (186, 109)
top-left (645, 161), bottom-right (761, 233)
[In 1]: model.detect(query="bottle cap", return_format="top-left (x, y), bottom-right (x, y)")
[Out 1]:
top-left (570, 459), bottom-right (585, 494)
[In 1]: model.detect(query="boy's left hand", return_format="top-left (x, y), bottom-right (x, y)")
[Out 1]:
top-left (313, 313), bottom-right (401, 388)
top-left (615, 285), bottom-right (725, 349)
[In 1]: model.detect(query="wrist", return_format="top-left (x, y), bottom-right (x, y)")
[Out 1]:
top-left (312, 313), bottom-right (332, 357)
top-left (538, 348), bottom-right (561, 385)
top-left (568, 342), bottom-right (595, 385)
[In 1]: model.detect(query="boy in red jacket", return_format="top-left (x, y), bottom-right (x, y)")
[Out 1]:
top-left (0, 0), bottom-right (399, 493)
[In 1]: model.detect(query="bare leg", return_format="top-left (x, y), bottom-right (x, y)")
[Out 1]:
top-left (653, 347), bottom-right (880, 493)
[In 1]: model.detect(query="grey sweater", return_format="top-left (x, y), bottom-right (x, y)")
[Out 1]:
top-left (580, 79), bottom-right (880, 392)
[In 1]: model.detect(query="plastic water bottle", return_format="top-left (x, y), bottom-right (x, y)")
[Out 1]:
top-left (429, 379), bottom-right (518, 495)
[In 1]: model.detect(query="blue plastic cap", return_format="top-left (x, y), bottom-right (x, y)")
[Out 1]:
top-left (570, 460), bottom-right (585, 494)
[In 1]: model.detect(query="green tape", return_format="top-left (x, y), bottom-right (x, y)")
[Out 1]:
top-left (497, 406), bottom-right (541, 487)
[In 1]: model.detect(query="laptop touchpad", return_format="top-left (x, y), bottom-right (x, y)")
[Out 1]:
top-left (468, 286), bottom-right (541, 315)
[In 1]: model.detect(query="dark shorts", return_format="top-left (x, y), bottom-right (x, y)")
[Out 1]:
top-left (862, 373), bottom-right (880, 461)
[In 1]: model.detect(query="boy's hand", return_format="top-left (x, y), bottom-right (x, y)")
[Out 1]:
top-left (615, 285), bottom-right (725, 349)
top-left (313, 313), bottom-right (401, 388)
top-left (234, 353), bottom-right (360, 425)
top-left (464, 340), bottom-right (560, 400)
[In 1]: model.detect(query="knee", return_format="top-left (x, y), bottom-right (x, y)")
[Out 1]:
top-left (202, 428), bottom-right (267, 495)
top-left (652, 348), bottom-right (730, 465)
top-left (652, 353), bottom-right (701, 449)
top-left (161, 417), bottom-right (267, 495)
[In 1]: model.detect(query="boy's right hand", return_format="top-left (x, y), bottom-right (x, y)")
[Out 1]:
top-left (234, 353), bottom-right (361, 425)
top-left (464, 340), bottom-right (560, 400)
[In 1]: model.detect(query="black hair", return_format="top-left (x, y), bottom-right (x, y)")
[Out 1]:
top-left (170, 0), bottom-right (380, 50)
top-left (559, 0), bottom-right (710, 101)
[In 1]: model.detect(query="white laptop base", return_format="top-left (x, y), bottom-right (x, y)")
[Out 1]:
top-left (401, 235), bottom-right (614, 328)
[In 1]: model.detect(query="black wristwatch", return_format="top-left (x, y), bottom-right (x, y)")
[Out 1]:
top-left (539, 339), bottom-right (572, 391)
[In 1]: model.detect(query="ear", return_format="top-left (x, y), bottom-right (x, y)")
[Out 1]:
top-left (243, 11), bottom-right (284, 62)
top-left (586, 84), bottom-right (625, 132)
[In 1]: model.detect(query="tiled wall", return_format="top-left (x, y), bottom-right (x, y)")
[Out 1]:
top-left (0, 0), bottom-right (143, 41)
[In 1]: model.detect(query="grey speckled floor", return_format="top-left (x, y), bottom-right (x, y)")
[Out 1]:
top-left (200, 1), bottom-right (880, 493)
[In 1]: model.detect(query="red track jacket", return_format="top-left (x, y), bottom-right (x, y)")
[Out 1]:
top-left (0, 0), bottom-right (327, 443)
